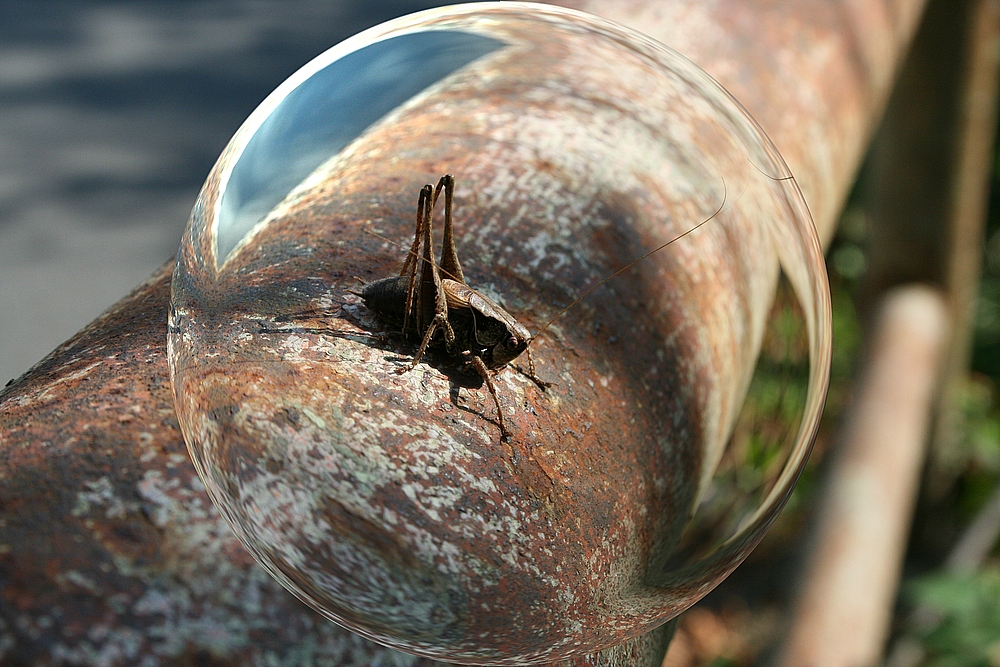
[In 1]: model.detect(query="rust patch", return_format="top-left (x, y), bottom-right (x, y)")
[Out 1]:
top-left (0, 265), bottom-right (424, 666)
top-left (169, 9), bottom-right (782, 663)
top-left (0, 0), bottom-right (924, 663)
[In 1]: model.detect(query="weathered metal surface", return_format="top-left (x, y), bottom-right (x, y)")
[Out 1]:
top-left (0, 263), bottom-right (428, 666)
top-left (558, 0), bottom-right (928, 246)
top-left (0, 0), bottom-right (926, 665)
top-left (170, 7), bottom-right (809, 663)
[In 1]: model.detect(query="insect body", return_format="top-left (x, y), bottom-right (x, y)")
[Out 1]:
top-left (357, 175), bottom-right (540, 439)
top-left (356, 173), bottom-right (726, 440)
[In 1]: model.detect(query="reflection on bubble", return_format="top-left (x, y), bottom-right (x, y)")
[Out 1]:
top-left (218, 30), bottom-right (507, 263)
top-left (169, 2), bottom-right (831, 663)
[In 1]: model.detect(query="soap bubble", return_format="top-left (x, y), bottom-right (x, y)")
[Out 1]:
top-left (168, 3), bottom-right (831, 663)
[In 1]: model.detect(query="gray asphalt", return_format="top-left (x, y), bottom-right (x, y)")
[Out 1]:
top-left (0, 0), bottom-right (451, 385)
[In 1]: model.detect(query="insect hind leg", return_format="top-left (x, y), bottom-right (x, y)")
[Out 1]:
top-left (399, 311), bottom-right (456, 373)
top-left (433, 174), bottom-right (465, 284)
top-left (401, 185), bottom-right (432, 334)
top-left (470, 355), bottom-right (510, 440)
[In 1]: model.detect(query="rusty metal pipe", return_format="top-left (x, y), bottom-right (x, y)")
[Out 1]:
top-left (0, 1), bottom-right (925, 665)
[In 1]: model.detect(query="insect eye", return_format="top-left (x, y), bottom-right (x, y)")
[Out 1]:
top-left (508, 337), bottom-right (519, 349)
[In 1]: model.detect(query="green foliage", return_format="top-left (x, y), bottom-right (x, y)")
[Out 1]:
top-left (825, 205), bottom-right (865, 409)
top-left (706, 658), bottom-right (738, 667)
top-left (830, 285), bottom-right (862, 382)
top-left (930, 376), bottom-right (1000, 517)
top-left (908, 569), bottom-right (1000, 667)
top-left (972, 212), bottom-right (1000, 379)
top-left (893, 101), bottom-right (1000, 667)
top-left (968, 151), bottom-right (1000, 391)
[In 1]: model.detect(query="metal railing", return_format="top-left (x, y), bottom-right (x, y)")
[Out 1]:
top-left (3, 0), bottom-right (997, 665)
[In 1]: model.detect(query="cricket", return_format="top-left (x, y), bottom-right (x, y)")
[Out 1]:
top-left (353, 174), bottom-right (727, 440)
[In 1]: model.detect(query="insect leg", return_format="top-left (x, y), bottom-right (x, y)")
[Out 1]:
top-left (433, 174), bottom-right (465, 285)
top-left (402, 310), bottom-right (452, 371)
top-left (402, 185), bottom-right (431, 335)
top-left (400, 186), bottom-right (427, 279)
top-left (399, 183), bottom-right (455, 373)
top-left (519, 347), bottom-right (553, 389)
top-left (471, 355), bottom-right (509, 439)
top-left (420, 180), bottom-right (456, 349)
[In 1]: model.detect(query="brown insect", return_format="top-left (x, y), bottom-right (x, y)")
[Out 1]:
top-left (355, 174), bottom-right (726, 440)
top-left (355, 175), bottom-right (545, 439)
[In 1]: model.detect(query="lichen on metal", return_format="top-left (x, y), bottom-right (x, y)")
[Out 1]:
top-left (0, 0), bottom-right (927, 664)
top-left (0, 266), bottom-right (424, 666)
top-left (168, 5), bottom-right (826, 664)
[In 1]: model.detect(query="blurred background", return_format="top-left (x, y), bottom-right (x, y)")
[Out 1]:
top-left (4, 1), bottom-right (1000, 666)
top-left (0, 0), bottom-right (461, 386)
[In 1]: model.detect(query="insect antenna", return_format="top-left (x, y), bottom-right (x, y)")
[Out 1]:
top-left (358, 178), bottom-right (732, 342)
top-left (530, 178), bottom-right (730, 342)
top-left (746, 156), bottom-right (796, 182)
top-left (356, 175), bottom-right (736, 347)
